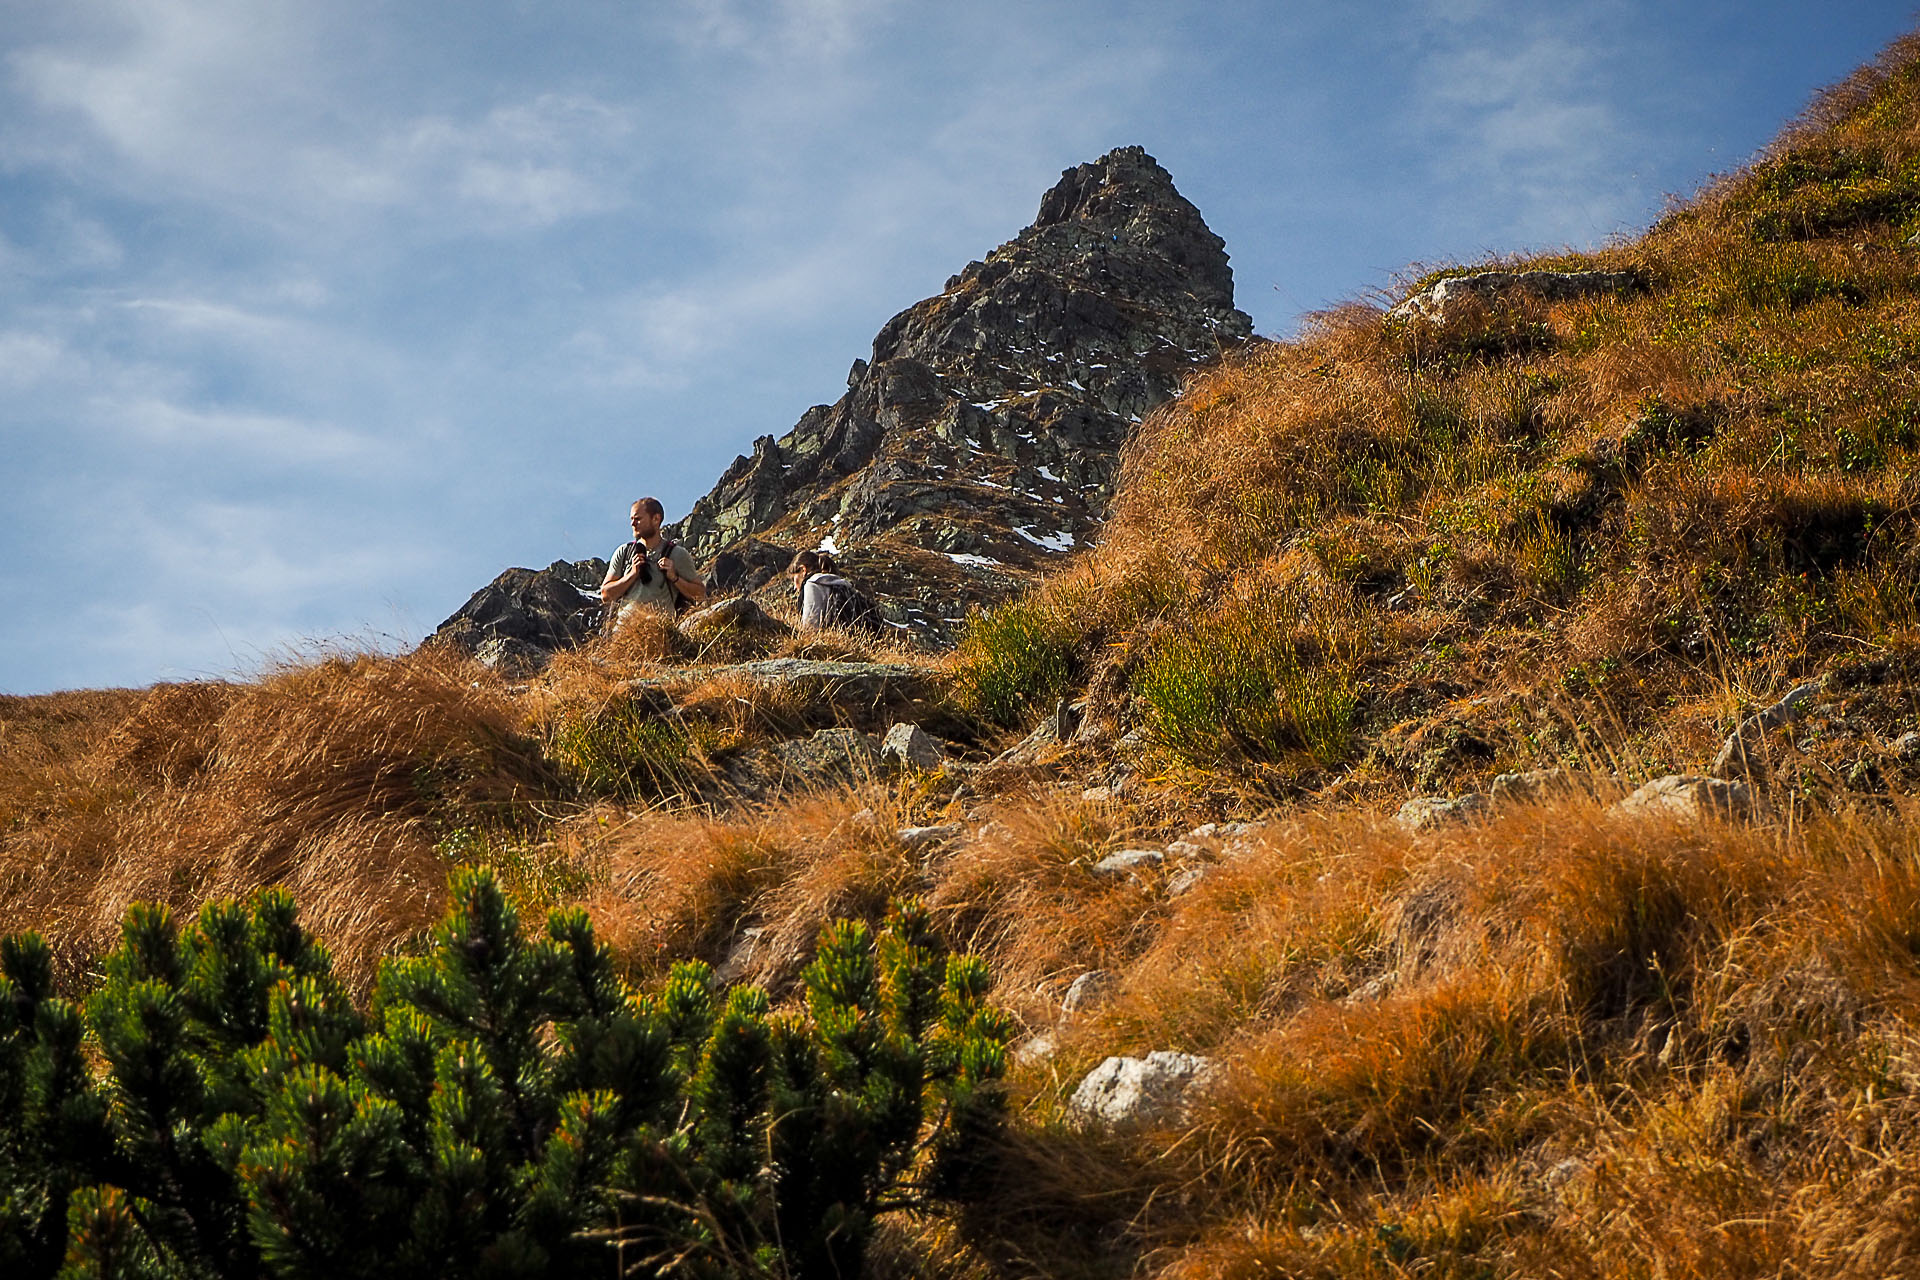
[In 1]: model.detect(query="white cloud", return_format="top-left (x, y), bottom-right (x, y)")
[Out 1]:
top-left (298, 95), bottom-right (638, 230)
top-left (9, 4), bottom-right (639, 234)
top-left (569, 242), bottom-right (873, 388)
top-left (0, 331), bottom-right (68, 387)
top-left (1405, 1), bottom-right (1644, 244)
top-left (121, 295), bottom-right (299, 340)
top-left (105, 397), bottom-right (384, 466)
top-left (9, 0), bottom-right (317, 179)
top-left (673, 0), bottom-right (898, 61)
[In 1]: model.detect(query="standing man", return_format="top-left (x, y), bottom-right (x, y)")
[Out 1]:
top-left (600, 497), bottom-right (706, 627)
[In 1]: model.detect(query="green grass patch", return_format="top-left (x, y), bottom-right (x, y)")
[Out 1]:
top-left (953, 597), bottom-right (1084, 728)
top-left (547, 692), bottom-right (732, 802)
top-left (1134, 603), bottom-right (1360, 770)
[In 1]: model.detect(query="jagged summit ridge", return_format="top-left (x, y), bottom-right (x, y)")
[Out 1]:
top-left (676, 145), bottom-right (1253, 637)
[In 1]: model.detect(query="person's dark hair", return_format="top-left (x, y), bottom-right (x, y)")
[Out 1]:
top-left (633, 496), bottom-right (665, 520)
top-left (789, 549), bottom-right (837, 577)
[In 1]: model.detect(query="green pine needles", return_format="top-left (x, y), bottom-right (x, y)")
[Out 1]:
top-left (0, 871), bottom-right (1014, 1280)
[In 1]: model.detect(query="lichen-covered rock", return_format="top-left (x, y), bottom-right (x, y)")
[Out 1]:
top-left (1092, 848), bottom-right (1164, 878)
top-left (724, 729), bottom-right (883, 797)
top-left (680, 596), bottom-right (786, 638)
top-left (1488, 768), bottom-right (1574, 805)
top-left (896, 823), bottom-right (962, 852)
top-left (472, 634), bottom-right (553, 675)
top-left (1062, 969), bottom-right (1115, 1014)
top-left (631, 660), bottom-right (931, 714)
top-left (736, 659), bottom-right (929, 704)
top-left (1167, 863), bottom-right (1213, 897)
top-left (1070, 1051), bottom-right (1216, 1126)
top-left (1395, 793), bottom-right (1486, 833)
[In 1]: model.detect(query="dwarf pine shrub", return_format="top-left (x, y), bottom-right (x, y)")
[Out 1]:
top-left (0, 871), bottom-right (1012, 1280)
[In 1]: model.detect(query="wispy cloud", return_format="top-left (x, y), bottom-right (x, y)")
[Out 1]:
top-left (107, 398), bottom-right (383, 465)
top-left (1405, 0), bottom-right (1645, 246)
top-left (672, 0), bottom-right (900, 61)
top-left (0, 331), bottom-right (69, 388)
top-left (9, 3), bottom-right (640, 234)
top-left (295, 95), bottom-right (639, 231)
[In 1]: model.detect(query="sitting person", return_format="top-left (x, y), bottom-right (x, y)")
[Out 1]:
top-left (789, 550), bottom-right (883, 633)
top-left (601, 497), bottom-right (706, 629)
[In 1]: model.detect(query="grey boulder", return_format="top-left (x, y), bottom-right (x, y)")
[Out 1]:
top-left (880, 722), bottom-right (946, 772)
top-left (1612, 775), bottom-right (1754, 823)
top-left (1070, 1051), bottom-right (1216, 1126)
top-left (1391, 269), bottom-right (1644, 325)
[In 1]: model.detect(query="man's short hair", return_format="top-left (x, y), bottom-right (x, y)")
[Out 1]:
top-left (633, 496), bottom-right (664, 519)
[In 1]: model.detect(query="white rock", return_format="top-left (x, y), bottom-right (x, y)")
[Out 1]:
top-left (1070, 1051), bottom-right (1216, 1126)
top-left (1394, 794), bottom-right (1486, 833)
top-left (896, 823), bottom-right (963, 852)
top-left (715, 927), bottom-right (765, 986)
top-left (1487, 768), bottom-right (1571, 805)
top-left (1167, 864), bottom-right (1212, 897)
top-left (1013, 1031), bottom-right (1057, 1065)
top-left (1092, 848), bottom-right (1164, 878)
top-left (1390, 269), bottom-right (1643, 325)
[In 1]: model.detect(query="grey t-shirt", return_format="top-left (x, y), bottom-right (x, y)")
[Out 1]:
top-left (608, 539), bottom-right (702, 617)
top-left (799, 572), bottom-right (853, 628)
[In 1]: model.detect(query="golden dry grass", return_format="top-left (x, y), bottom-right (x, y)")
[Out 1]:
top-left (941, 791), bottom-right (1920, 1280)
top-left (0, 647), bottom-right (556, 986)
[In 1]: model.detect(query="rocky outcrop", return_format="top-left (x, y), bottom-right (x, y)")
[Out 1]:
top-left (723, 728), bottom-right (882, 794)
top-left (431, 559), bottom-right (606, 659)
top-left (1390, 269), bottom-right (1645, 325)
top-left (676, 659), bottom-right (929, 705)
top-left (675, 146), bottom-right (1254, 641)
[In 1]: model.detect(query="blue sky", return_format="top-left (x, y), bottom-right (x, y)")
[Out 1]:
top-left (2, 0), bottom-right (1915, 694)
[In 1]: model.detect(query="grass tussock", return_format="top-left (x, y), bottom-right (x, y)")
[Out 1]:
top-left (0, 648), bottom-right (556, 985)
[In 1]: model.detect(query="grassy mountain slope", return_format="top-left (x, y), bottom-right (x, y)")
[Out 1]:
top-left (10, 32), bottom-right (1920, 1280)
top-left (958, 34), bottom-right (1920, 806)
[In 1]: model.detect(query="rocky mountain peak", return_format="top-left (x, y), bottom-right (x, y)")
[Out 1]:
top-left (676, 145), bottom-right (1254, 642)
top-left (1027, 145), bottom-right (1237, 305)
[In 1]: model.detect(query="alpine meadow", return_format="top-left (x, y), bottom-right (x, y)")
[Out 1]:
top-left (18, 27), bottom-right (1920, 1280)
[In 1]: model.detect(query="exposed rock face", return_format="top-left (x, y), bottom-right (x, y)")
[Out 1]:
top-left (1390, 269), bottom-right (1645, 325)
top-left (879, 722), bottom-right (945, 772)
top-left (676, 146), bottom-right (1253, 640)
top-left (431, 559), bottom-right (606, 657)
